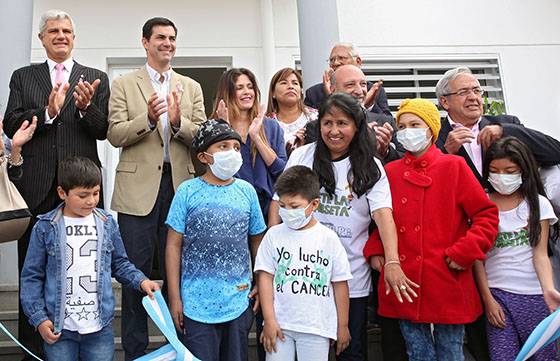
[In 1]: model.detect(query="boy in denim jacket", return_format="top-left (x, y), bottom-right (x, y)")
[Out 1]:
top-left (20, 157), bottom-right (159, 361)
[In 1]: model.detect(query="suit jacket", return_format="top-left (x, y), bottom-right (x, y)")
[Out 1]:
top-left (107, 66), bottom-right (206, 216)
top-left (304, 81), bottom-right (393, 122)
top-left (436, 114), bottom-right (560, 188)
top-left (3, 61), bottom-right (109, 212)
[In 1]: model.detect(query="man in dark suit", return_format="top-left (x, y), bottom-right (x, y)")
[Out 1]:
top-left (435, 66), bottom-right (560, 361)
top-left (3, 10), bottom-right (109, 359)
top-left (435, 67), bottom-right (560, 189)
top-left (304, 42), bottom-right (392, 120)
top-left (305, 64), bottom-right (404, 164)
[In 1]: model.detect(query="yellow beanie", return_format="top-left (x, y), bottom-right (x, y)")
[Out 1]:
top-left (396, 98), bottom-right (441, 140)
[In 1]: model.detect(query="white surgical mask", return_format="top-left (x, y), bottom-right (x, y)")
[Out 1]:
top-left (488, 172), bottom-right (522, 195)
top-left (279, 203), bottom-right (313, 230)
top-left (396, 127), bottom-right (432, 153)
top-left (206, 149), bottom-right (243, 180)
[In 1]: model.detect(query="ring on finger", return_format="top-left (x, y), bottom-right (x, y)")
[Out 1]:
top-left (400, 285), bottom-right (406, 291)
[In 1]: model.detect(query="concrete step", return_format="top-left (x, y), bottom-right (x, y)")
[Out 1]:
top-left (0, 311), bottom-right (18, 342)
top-left (0, 330), bottom-right (381, 361)
top-left (0, 335), bottom-right (168, 361)
top-left (0, 285), bottom-right (18, 313)
top-left (0, 308), bottom-right (161, 342)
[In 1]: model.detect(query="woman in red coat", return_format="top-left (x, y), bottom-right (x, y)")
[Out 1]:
top-left (363, 98), bottom-right (499, 361)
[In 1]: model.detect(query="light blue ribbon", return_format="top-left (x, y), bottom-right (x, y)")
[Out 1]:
top-left (0, 321), bottom-right (43, 361)
top-left (134, 290), bottom-right (200, 361)
top-left (515, 307), bottom-right (560, 361)
top-left (0, 290), bottom-right (199, 361)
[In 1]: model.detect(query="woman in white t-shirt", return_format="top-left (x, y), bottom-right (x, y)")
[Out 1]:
top-left (269, 93), bottom-right (416, 361)
top-left (265, 68), bottom-right (318, 156)
top-left (473, 137), bottom-right (560, 361)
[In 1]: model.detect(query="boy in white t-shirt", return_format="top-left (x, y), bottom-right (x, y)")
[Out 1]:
top-left (255, 165), bottom-right (352, 360)
top-left (20, 157), bottom-right (159, 361)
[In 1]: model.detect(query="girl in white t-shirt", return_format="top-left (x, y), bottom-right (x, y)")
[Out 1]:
top-left (473, 137), bottom-right (560, 361)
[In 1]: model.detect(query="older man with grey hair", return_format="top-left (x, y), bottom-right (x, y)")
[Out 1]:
top-left (304, 42), bottom-right (392, 119)
top-left (434, 66), bottom-right (560, 361)
top-left (3, 9), bottom-right (109, 359)
top-left (435, 66), bottom-right (560, 186)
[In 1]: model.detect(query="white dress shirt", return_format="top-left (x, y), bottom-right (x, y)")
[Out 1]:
top-left (44, 58), bottom-right (74, 124)
top-left (448, 115), bottom-right (483, 175)
top-left (146, 64), bottom-right (172, 163)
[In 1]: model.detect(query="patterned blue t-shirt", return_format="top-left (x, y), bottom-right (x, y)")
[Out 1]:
top-left (166, 177), bottom-right (267, 323)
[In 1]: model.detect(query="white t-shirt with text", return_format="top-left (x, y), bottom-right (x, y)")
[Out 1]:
top-left (282, 143), bottom-right (392, 297)
top-left (63, 214), bottom-right (102, 334)
top-left (254, 222), bottom-right (352, 339)
top-left (485, 195), bottom-right (557, 295)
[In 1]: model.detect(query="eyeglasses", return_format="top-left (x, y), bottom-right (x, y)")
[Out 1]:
top-left (444, 87), bottom-right (484, 97)
top-left (327, 55), bottom-right (352, 64)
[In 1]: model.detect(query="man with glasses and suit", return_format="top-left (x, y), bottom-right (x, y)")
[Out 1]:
top-left (436, 66), bottom-right (560, 189)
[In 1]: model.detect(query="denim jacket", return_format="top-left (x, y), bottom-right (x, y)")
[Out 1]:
top-left (20, 204), bottom-right (147, 332)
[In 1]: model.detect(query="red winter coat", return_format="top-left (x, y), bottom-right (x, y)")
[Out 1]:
top-left (363, 146), bottom-right (499, 324)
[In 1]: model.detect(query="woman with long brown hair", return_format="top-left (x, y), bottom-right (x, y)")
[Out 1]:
top-left (213, 67), bottom-right (287, 218)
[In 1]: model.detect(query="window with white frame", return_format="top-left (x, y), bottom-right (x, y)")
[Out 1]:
top-left (362, 58), bottom-right (504, 117)
top-left (297, 57), bottom-right (505, 117)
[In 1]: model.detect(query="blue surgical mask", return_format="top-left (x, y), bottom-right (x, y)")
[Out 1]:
top-left (205, 149), bottom-right (243, 180)
top-left (279, 203), bottom-right (313, 230)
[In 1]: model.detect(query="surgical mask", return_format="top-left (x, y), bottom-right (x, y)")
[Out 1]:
top-left (279, 203), bottom-right (313, 230)
top-left (396, 127), bottom-right (432, 153)
top-left (488, 172), bottom-right (522, 195)
top-left (205, 149), bottom-right (243, 180)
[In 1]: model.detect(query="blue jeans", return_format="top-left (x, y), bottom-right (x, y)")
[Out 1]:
top-left (399, 320), bottom-right (464, 361)
top-left (182, 306), bottom-right (254, 361)
top-left (43, 325), bottom-right (114, 361)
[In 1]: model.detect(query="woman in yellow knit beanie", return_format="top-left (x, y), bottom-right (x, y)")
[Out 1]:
top-left (364, 99), bottom-right (499, 360)
top-left (395, 98), bottom-right (441, 154)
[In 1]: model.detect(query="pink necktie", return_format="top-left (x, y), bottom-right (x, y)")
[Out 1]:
top-left (54, 63), bottom-right (65, 91)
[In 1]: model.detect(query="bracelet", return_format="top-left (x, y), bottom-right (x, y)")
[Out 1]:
top-left (7, 154), bottom-right (23, 167)
top-left (384, 260), bottom-right (401, 268)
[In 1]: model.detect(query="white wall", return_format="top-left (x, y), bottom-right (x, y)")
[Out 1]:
top-left (2, 0), bottom-right (557, 286)
top-left (336, 0), bottom-right (560, 137)
top-left (31, 0), bottom-right (302, 96)
top-left (26, 0), bottom-right (560, 138)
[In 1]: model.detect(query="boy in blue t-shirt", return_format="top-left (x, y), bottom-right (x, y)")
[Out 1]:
top-left (165, 119), bottom-right (267, 361)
